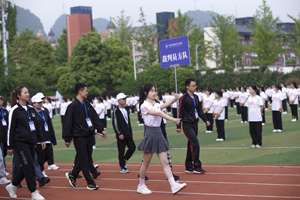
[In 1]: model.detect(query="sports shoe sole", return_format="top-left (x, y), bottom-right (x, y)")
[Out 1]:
top-left (65, 173), bottom-right (77, 188)
top-left (185, 170), bottom-right (194, 173)
top-left (172, 184), bottom-right (187, 195)
top-left (193, 170), bottom-right (206, 174)
top-left (87, 186), bottom-right (99, 190)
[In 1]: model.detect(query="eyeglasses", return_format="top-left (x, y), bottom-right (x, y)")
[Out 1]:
top-left (190, 85), bottom-right (197, 88)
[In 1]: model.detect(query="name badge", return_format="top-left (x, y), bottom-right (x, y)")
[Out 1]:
top-left (2, 119), bottom-right (7, 126)
top-left (29, 121), bottom-right (36, 131)
top-left (195, 109), bottom-right (199, 119)
top-left (86, 118), bottom-right (93, 127)
top-left (44, 123), bottom-right (49, 132)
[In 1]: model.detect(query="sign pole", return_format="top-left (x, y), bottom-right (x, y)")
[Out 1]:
top-left (170, 64), bottom-right (180, 118)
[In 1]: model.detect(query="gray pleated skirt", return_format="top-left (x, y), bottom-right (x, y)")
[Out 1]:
top-left (137, 126), bottom-right (169, 153)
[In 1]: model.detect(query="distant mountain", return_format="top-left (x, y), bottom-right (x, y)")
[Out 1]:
top-left (185, 10), bottom-right (218, 29)
top-left (93, 18), bottom-right (109, 32)
top-left (16, 6), bottom-right (46, 36)
top-left (51, 14), bottom-right (67, 39)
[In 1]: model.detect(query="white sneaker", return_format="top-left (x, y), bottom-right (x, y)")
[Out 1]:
top-left (255, 144), bottom-right (261, 148)
top-left (31, 190), bottom-right (45, 200)
top-left (216, 138), bottom-right (220, 141)
top-left (277, 129), bottom-right (282, 132)
top-left (244, 121), bottom-right (247, 123)
top-left (41, 170), bottom-right (48, 177)
top-left (6, 183), bottom-right (17, 198)
top-left (94, 164), bottom-right (99, 169)
top-left (205, 131), bottom-right (209, 133)
top-left (93, 146), bottom-right (96, 149)
top-left (0, 176), bottom-right (11, 185)
top-left (107, 118), bottom-right (111, 120)
top-left (137, 184), bottom-right (152, 194)
top-left (48, 164), bottom-right (59, 170)
top-left (241, 121), bottom-right (244, 123)
top-left (250, 145), bottom-right (256, 149)
top-left (171, 182), bottom-right (187, 195)
top-left (225, 119), bottom-right (228, 121)
top-left (219, 138), bottom-right (224, 141)
top-left (273, 129), bottom-right (277, 133)
top-left (292, 119), bottom-right (297, 122)
top-left (6, 172), bottom-right (10, 176)
top-left (262, 123), bottom-right (265, 126)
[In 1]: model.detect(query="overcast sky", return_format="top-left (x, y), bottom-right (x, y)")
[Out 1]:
top-left (13, 0), bottom-right (300, 34)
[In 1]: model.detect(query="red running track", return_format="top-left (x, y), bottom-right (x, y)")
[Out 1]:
top-left (0, 162), bottom-right (300, 200)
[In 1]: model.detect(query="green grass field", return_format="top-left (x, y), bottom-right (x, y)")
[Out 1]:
top-left (6, 106), bottom-right (300, 164)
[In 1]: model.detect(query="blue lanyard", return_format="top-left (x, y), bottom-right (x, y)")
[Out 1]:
top-left (80, 101), bottom-right (88, 118)
top-left (0, 108), bottom-right (4, 119)
top-left (119, 106), bottom-right (129, 127)
top-left (187, 92), bottom-right (197, 110)
top-left (26, 105), bottom-right (31, 121)
top-left (35, 109), bottom-right (46, 123)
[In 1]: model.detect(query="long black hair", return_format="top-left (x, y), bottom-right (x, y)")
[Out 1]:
top-left (250, 85), bottom-right (260, 96)
top-left (139, 83), bottom-right (157, 109)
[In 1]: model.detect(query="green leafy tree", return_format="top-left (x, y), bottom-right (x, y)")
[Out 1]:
top-left (168, 10), bottom-right (195, 38)
top-left (207, 14), bottom-right (243, 69)
top-left (1, 1), bottom-right (17, 45)
top-left (113, 10), bottom-right (134, 46)
top-left (249, 0), bottom-right (284, 72)
top-left (169, 67), bottom-right (196, 91)
top-left (288, 14), bottom-right (300, 65)
top-left (54, 28), bottom-right (68, 66)
top-left (188, 25), bottom-right (206, 68)
top-left (144, 64), bottom-right (172, 92)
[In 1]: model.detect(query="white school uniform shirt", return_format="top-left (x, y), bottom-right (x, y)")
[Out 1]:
top-left (95, 103), bottom-right (105, 119)
top-left (213, 99), bottom-right (225, 120)
top-left (6, 105), bottom-right (11, 112)
top-left (51, 101), bottom-right (56, 109)
top-left (260, 92), bottom-right (268, 102)
top-left (203, 95), bottom-right (214, 114)
top-left (160, 101), bottom-right (167, 124)
top-left (235, 91), bottom-right (240, 102)
top-left (67, 101), bottom-right (72, 106)
top-left (44, 103), bottom-right (53, 118)
top-left (60, 102), bottom-right (68, 116)
top-left (272, 92), bottom-right (283, 111)
top-left (222, 92), bottom-right (229, 106)
top-left (106, 99), bottom-right (112, 109)
top-left (288, 88), bottom-right (299, 105)
top-left (248, 95), bottom-right (263, 122)
top-left (281, 87), bottom-right (287, 99)
top-left (194, 92), bottom-right (202, 102)
top-left (239, 92), bottom-right (249, 107)
top-left (141, 101), bottom-right (162, 127)
top-left (171, 96), bottom-right (177, 108)
top-left (55, 101), bottom-right (60, 109)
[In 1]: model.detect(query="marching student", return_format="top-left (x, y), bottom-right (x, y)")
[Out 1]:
top-left (288, 82), bottom-right (298, 121)
top-left (203, 88), bottom-right (214, 133)
top-left (259, 86), bottom-right (268, 125)
top-left (0, 146), bottom-right (11, 185)
top-left (271, 84), bottom-right (283, 132)
top-left (6, 85), bottom-right (45, 200)
top-left (32, 95), bottom-right (57, 174)
top-left (213, 91), bottom-right (226, 141)
top-left (106, 96), bottom-right (112, 120)
top-left (137, 83), bottom-right (186, 195)
top-left (60, 98), bottom-right (68, 125)
top-left (234, 87), bottom-right (241, 116)
top-left (221, 87), bottom-right (229, 121)
top-left (44, 97), bottom-right (53, 119)
top-left (171, 91), bottom-right (178, 118)
top-left (176, 78), bottom-right (210, 174)
top-left (240, 86), bottom-right (248, 123)
top-left (55, 99), bottom-right (60, 117)
top-left (229, 88), bottom-right (235, 108)
top-left (280, 83), bottom-right (288, 114)
top-left (95, 97), bottom-right (106, 126)
top-left (63, 83), bottom-right (108, 190)
top-left (0, 96), bottom-right (8, 171)
top-left (112, 93), bottom-right (136, 173)
top-left (247, 85), bottom-right (264, 149)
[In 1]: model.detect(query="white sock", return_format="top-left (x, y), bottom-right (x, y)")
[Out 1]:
top-left (168, 177), bottom-right (176, 188)
top-left (139, 178), bottom-right (145, 187)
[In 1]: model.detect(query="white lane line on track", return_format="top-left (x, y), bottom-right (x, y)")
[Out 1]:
top-left (13, 185), bottom-right (300, 199)
top-left (0, 197), bottom-right (30, 200)
top-left (46, 176), bottom-right (300, 187)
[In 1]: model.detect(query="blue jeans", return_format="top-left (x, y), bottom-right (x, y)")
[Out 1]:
top-left (12, 150), bottom-right (44, 181)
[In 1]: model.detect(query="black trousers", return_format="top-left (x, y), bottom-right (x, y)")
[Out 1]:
top-left (71, 135), bottom-right (95, 185)
top-left (282, 99), bottom-right (288, 112)
top-left (138, 111), bottom-right (144, 124)
top-left (117, 137), bottom-right (136, 168)
top-left (230, 99), bottom-right (234, 108)
top-left (60, 115), bottom-right (65, 125)
top-left (272, 111), bottom-right (282, 130)
top-left (205, 113), bottom-right (214, 131)
top-left (107, 109), bottom-right (111, 118)
top-left (216, 120), bottom-right (225, 139)
top-left (265, 100), bottom-right (268, 108)
top-left (268, 96), bottom-right (272, 104)
top-left (262, 109), bottom-right (266, 123)
top-left (74, 150), bottom-right (97, 175)
top-left (172, 108), bottom-right (177, 118)
top-left (12, 142), bottom-right (36, 193)
top-left (167, 106), bottom-right (171, 112)
top-left (241, 106), bottom-right (248, 122)
top-left (249, 122), bottom-right (262, 145)
top-left (36, 143), bottom-right (52, 171)
top-left (225, 106), bottom-right (228, 120)
top-left (182, 122), bottom-right (202, 168)
top-left (290, 104), bottom-right (298, 120)
top-left (236, 102), bottom-right (241, 115)
top-left (100, 119), bottom-right (106, 129)
top-left (130, 106), bottom-right (135, 114)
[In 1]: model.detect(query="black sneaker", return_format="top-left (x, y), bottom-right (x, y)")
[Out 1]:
top-left (173, 173), bottom-right (180, 180)
top-left (194, 167), bottom-right (206, 174)
top-left (137, 174), bottom-right (149, 180)
top-left (93, 171), bottom-right (101, 179)
top-left (39, 177), bottom-right (50, 187)
top-left (87, 183), bottom-right (99, 190)
top-left (77, 174), bottom-right (83, 179)
top-left (185, 167), bottom-right (194, 173)
top-left (65, 172), bottom-right (77, 188)
top-left (17, 184), bottom-right (22, 188)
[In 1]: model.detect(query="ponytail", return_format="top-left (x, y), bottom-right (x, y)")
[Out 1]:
top-left (10, 85), bottom-right (26, 107)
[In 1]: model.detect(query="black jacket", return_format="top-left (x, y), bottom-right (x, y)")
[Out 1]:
top-left (7, 103), bottom-right (45, 149)
top-left (112, 106), bottom-right (133, 139)
top-left (0, 107), bottom-right (8, 144)
top-left (177, 93), bottom-right (208, 129)
top-left (62, 98), bottom-right (104, 142)
top-left (35, 109), bottom-right (57, 145)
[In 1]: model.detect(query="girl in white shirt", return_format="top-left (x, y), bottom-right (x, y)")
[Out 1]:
top-left (95, 97), bottom-right (105, 125)
top-left (60, 98), bottom-right (68, 125)
top-left (6, 101), bottom-right (11, 112)
top-left (234, 87), bottom-right (241, 116)
top-left (213, 91), bottom-right (225, 141)
top-left (239, 86), bottom-right (248, 123)
top-left (248, 85), bottom-right (264, 148)
top-left (137, 83), bottom-right (186, 195)
top-left (259, 86), bottom-right (268, 125)
top-left (280, 83), bottom-right (288, 114)
top-left (203, 88), bottom-right (214, 133)
top-left (271, 84), bottom-right (283, 132)
top-left (288, 82), bottom-right (298, 121)
top-left (44, 98), bottom-right (53, 119)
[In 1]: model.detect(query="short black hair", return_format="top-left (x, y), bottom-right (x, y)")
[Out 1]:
top-left (185, 78), bottom-right (195, 86)
top-left (215, 90), bottom-right (223, 97)
top-left (75, 82), bottom-right (87, 95)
